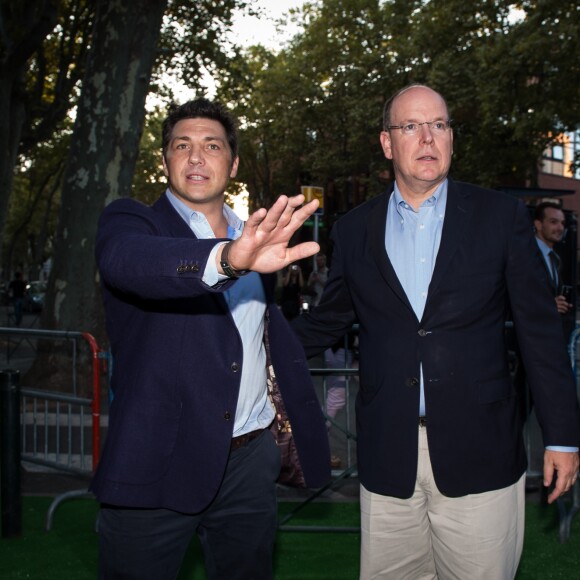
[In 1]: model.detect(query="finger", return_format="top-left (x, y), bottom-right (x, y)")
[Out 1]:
top-left (285, 241), bottom-right (320, 264)
top-left (246, 207), bottom-right (268, 226)
top-left (543, 461), bottom-right (555, 489)
top-left (286, 199), bottom-right (319, 230)
top-left (258, 196), bottom-right (318, 238)
top-left (286, 194), bottom-right (306, 208)
top-left (547, 476), bottom-right (568, 504)
top-left (276, 195), bottom-right (311, 230)
top-left (258, 195), bottom-right (290, 233)
top-left (547, 487), bottom-right (562, 504)
top-left (243, 207), bottom-right (268, 235)
top-left (277, 196), bottom-right (302, 229)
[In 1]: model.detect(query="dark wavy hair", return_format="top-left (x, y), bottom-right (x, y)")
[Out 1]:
top-left (534, 201), bottom-right (563, 222)
top-left (161, 98), bottom-right (238, 160)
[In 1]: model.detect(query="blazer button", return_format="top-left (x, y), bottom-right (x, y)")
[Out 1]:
top-left (176, 265), bottom-right (186, 273)
top-left (418, 329), bottom-right (428, 337)
top-left (406, 377), bottom-right (419, 387)
top-left (231, 362), bottom-right (240, 372)
top-left (224, 411), bottom-right (232, 421)
top-left (192, 264), bottom-right (200, 272)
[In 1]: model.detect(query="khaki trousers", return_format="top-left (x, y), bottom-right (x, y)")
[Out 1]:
top-left (360, 426), bottom-right (525, 579)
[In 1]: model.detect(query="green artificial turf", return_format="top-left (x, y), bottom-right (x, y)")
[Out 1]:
top-left (0, 497), bottom-right (579, 579)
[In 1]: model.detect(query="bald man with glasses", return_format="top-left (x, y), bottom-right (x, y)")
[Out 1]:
top-left (293, 84), bottom-right (580, 579)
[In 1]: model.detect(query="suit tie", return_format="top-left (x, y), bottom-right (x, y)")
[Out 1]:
top-left (548, 250), bottom-right (561, 294)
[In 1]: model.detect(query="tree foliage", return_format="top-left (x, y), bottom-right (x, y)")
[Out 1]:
top-left (3, 0), bottom-right (251, 278)
top-left (0, 0), bottom-right (94, 276)
top-left (216, 0), bottom-right (579, 229)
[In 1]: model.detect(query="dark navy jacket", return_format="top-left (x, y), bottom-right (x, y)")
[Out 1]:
top-left (90, 194), bottom-right (330, 513)
top-left (294, 179), bottom-right (580, 498)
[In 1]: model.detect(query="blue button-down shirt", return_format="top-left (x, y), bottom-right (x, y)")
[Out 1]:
top-left (166, 190), bottom-right (274, 436)
top-left (385, 181), bottom-right (447, 416)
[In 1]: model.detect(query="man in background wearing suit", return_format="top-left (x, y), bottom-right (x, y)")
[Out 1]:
top-left (293, 84), bottom-right (580, 579)
top-left (534, 201), bottom-right (575, 337)
top-left (91, 98), bottom-right (329, 580)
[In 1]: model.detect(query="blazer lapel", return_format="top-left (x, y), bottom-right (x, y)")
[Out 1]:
top-left (369, 188), bottom-right (414, 312)
top-left (426, 179), bottom-right (473, 301)
top-left (153, 193), bottom-right (198, 239)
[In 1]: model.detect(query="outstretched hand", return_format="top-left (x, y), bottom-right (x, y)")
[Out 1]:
top-left (218, 194), bottom-right (320, 274)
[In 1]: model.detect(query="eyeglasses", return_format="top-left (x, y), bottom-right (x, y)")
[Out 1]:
top-left (386, 120), bottom-right (452, 136)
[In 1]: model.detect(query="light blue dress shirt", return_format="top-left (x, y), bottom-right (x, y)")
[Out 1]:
top-left (166, 190), bottom-right (275, 436)
top-left (385, 181), bottom-right (447, 417)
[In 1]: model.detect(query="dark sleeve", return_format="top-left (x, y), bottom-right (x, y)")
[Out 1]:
top-left (292, 222), bottom-right (358, 357)
top-left (96, 198), bottom-right (236, 300)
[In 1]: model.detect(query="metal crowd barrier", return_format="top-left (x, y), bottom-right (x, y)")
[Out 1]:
top-left (0, 327), bottom-right (106, 530)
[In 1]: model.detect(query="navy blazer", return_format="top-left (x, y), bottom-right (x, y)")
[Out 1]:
top-left (293, 179), bottom-right (580, 498)
top-left (90, 194), bottom-right (330, 513)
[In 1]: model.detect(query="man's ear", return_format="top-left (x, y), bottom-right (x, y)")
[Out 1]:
top-left (162, 155), bottom-right (169, 178)
top-left (230, 156), bottom-right (239, 178)
top-left (380, 131), bottom-right (393, 160)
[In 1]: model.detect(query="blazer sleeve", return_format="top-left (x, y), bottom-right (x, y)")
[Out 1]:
top-left (96, 198), bottom-right (236, 300)
top-left (292, 222), bottom-right (358, 357)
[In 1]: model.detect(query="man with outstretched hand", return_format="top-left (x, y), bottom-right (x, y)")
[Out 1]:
top-left (91, 98), bottom-right (330, 580)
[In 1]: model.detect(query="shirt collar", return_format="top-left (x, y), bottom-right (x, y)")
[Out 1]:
top-left (392, 179), bottom-right (448, 218)
top-left (535, 237), bottom-right (552, 258)
top-left (165, 189), bottom-right (244, 239)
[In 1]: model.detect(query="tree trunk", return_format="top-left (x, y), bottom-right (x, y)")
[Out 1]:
top-left (28, 0), bottom-right (168, 392)
top-left (0, 0), bottom-right (58, 274)
top-left (0, 78), bottom-right (26, 278)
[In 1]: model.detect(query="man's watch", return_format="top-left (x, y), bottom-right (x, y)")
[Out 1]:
top-left (220, 241), bottom-right (251, 278)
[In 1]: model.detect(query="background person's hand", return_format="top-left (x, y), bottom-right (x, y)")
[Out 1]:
top-left (555, 295), bottom-right (572, 314)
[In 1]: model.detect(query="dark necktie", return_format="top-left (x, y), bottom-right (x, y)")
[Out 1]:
top-left (548, 250), bottom-right (560, 293)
